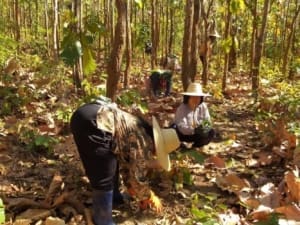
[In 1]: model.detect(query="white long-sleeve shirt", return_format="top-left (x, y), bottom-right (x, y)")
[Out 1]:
top-left (174, 103), bottom-right (211, 135)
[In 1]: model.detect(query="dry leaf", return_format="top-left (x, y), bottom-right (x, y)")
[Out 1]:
top-left (216, 173), bottom-right (251, 193)
top-left (205, 155), bottom-right (226, 168)
top-left (275, 204), bottom-right (300, 220)
top-left (250, 205), bottom-right (273, 221)
top-left (284, 171), bottom-right (300, 203)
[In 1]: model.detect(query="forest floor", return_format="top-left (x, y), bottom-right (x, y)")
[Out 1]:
top-left (0, 73), bottom-right (299, 225)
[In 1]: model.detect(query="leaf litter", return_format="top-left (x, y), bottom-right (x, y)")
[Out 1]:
top-left (0, 73), bottom-right (299, 225)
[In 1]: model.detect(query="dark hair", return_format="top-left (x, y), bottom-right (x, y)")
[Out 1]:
top-left (137, 116), bottom-right (153, 140)
top-left (183, 95), bottom-right (204, 105)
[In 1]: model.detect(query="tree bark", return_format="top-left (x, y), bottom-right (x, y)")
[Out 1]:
top-left (282, 5), bottom-right (300, 77)
top-left (124, 0), bottom-right (132, 88)
top-left (251, 0), bottom-right (271, 99)
top-left (14, 0), bottom-right (20, 42)
top-left (106, 0), bottom-right (126, 101)
top-left (151, 0), bottom-right (159, 68)
top-left (45, 0), bottom-right (50, 57)
top-left (190, 0), bottom-right (201, 82)
top-left (222, 0), bottom-right (232, 93)
top-left (52, 0), bottom-right (59, 60)
top-left (181, 0), bottom-right (194, 90)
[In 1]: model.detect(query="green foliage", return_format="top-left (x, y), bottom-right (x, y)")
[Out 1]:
top-left (254, 213), bottom-right (280, 225)
top-left (19, 128), bottom-right (58, 154)
top-left (134, 23), bottom-right (151, 51)
top-left (220, 37), bottom-right (232, 54)
top-left (0, 86), bottom-right (29, 116)
top-left (134, 0), bottom-right (143, 8)
top-left (0, 34), bottom-right (18, 65)
top-left (60, 13), bottom-right (106, 75)
top-left (183, 149), bottom-right (207, 164)
top-left (55, 106), bottom-right (73, 124)
top-left (188, 192), bottom-right (225, 224)
top-left (230, 0), bottom-right (245, 13)
top-left (117, 89), bottom-right (148, 113)
top-left (82, 48), bottom-right (97, 75)
top-left (0, 198), bottom-right (5, 224)
top-left (81, 79), bottom-right (106, 103)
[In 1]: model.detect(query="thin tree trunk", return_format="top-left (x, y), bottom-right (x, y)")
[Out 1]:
top-left (249, 0), bottom-right (257, 74)
top-left (14, 0), bottom-right (20, 42)
top-left (168, 5), bottom-right (174, 55)
top-left (151, 0), bottom-right (159, 68)
top-left (124, 0), bottom-right (132, 89)
top-left (52, 0), bottom-right (59, 59)
top-left (106, 0), bottom-right (126, 101)
top-left (190, 0), bottom-right (201, 82)
top-left (222, 0), bottom-right (232, 93)
top-left (251, 0), bottom-right (271, 99)
top-left (282, 5), bottom-right (300, 76)
top-left (73, 0), bottom-right (83, 90)
top-left (181, 0), bottom-right (194, 90)
top-left (45, 0), bottom-right (50, 57)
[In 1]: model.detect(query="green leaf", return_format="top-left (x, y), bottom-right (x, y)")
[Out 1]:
top-left (0, 198), bottom-right (5, 223)
top-left (230, 0), bottom-right (245, 13)
top-left (191, 207), bottom-right (208, 220)
top-left (134, 0), bottom-right (143, 8)
top-left (182, 168), bottom-right (193, 185)
top-left (82, 48), bottom-right (97, 75)
top-left (60, 39), bottom-right (82, 66)
top-left (254, 213), bottom-right (280, 225)
top-left (184, 150), bottom-right (207, 164)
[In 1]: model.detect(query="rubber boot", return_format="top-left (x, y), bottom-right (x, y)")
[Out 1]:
top-left (92, 190), bottom-right (115, 225)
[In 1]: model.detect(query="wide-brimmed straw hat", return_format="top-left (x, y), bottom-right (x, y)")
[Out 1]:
top-left (181, 83), bottom-right (211, 96)
top-left (152, 116), bottom-right (180, 171)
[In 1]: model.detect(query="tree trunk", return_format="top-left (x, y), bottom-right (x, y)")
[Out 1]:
top-left (45, 0), bottom-right (50, 57)
top-left (151, 0), bottom-right (159, 68)
top-left (282, 5), bottom-right (300, 77)
top-left (52, 0), bottom-right (59, 60)
top-left (14, 0), bottom-right (20, 42)
top-left (251, 0), bottom-right (271, 99)
top-left (73, 0), bottom-right (83, 90)
top-left (222, 0), bottom-right (232, 93)
top-left (190, 0), bottom-right (201, 82)
top-left (168, 5), bottom-right (175, 55)
top-left (124, 0), bottom-right (132, 89)
top-left (249, 0), bottom-right (257, 74)
top-left (181, 0), bottom-right (194, 90)
top-left (106, 0), bottom-right (126, 101)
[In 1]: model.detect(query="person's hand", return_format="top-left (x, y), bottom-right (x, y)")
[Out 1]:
top-left (139, 191), bottom-right (162, 213)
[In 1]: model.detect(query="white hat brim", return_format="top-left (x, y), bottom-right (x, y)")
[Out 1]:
top-left (152, 116), bottom-right (180, 171)
top-left (153, 117), bottom-right (170, 171)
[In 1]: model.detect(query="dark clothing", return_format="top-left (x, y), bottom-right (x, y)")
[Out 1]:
top-left (176, 127), bottom-right (215, 147)
top-left (70, 102), bottom-right (117, 191)
top-left (70, 99), bottom-right (154, 201)
top-left (150, 70), bottom-right (172, 96)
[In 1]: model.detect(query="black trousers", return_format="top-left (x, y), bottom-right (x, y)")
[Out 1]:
top-left (176, 127), bottom-right (215, 147)
top-left (70, 103), bottom-right (117, 191)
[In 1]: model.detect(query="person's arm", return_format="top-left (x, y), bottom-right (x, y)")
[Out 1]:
top-left (175, 104), bottom-right (195, 135)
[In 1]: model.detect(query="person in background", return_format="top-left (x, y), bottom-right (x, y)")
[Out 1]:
top-left (70, 96), bottom-right (180, 225)
top-left (174, 83), bottom-right (215, 148)
top-left (149, 69), bottom-right (173, 97)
